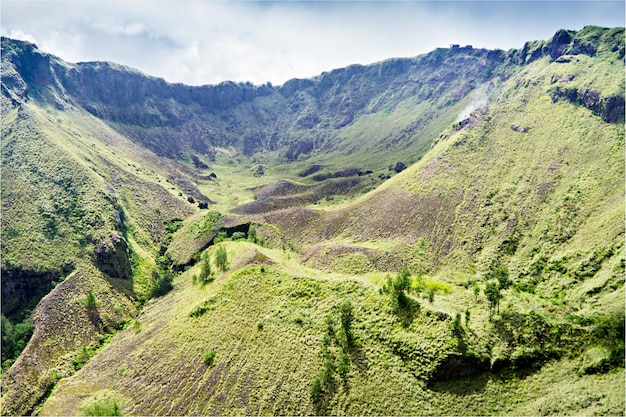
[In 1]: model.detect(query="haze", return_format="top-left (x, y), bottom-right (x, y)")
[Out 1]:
top-left (2, 1), bottom-right (625, 86)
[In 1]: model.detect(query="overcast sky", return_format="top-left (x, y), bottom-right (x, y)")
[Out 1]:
top-left (2, 1), bottom-right (624, 86)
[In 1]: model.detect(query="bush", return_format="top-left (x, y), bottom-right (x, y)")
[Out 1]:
top-left (248, 225), bottom-right (257, 243)
top-left (213, 231), bottom-right (228, 244)
top-left (592, 311), bottom-right (625, 363)
top-left (1, 314), bottom-right (34, 369)
top-left (338, 300), bottom-right (354, 350)
top-left (427, 287), bottom-right (435, 303)
top-left (383, 267), bottom-right (412, 311)
top-left (81, 392), bottom-right (123, 416)
top-left (84, 291), bottom-right (98, 310)
top-left (203, 350), bottom-right (216, 366)
top-left (150, 269), bottom-right (173, 298)
top-left (231, 231), bottom-right (246, 241)
top-left (484, 281), bottom-right (502, 318)
top-left (73, 346), bottom-right (95, 371)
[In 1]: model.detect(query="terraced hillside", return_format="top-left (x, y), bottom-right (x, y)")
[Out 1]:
top-left (1, 26), bottom-right (624, 416)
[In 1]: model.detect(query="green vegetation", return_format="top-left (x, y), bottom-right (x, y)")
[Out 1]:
top-left (194, 251), bottom-right (214, 285)
top-left (381, 267), bottom-right (414, 313)
top-left (149, 269), bottom-right (174, 298)
top-left (80, 391), bottom-right (123, 416)
top-left (310, 300), bottom-right (357, 414)
top-left (484, 281), bottom-right (502, 318)
top-left (2, 28), bottom-right (624, 416)
top-left (215, 245), bottom-right (229, 272)
top-left (84, 291), bottom-right (98, 310)
top-left (203, 351), bottom-right (216, 367)
top-left (1, 315), bottom-right (34, 371)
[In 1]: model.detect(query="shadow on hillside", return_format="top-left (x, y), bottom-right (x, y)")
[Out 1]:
top-left (427, 366), bottom-right (540, 396)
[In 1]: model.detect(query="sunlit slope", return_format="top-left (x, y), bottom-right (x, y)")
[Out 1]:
top-left (40, 240), bottom-right (624, 416)
top-left (261, 53), bottom-right (624, 297)
top-left (1, 26), bottom-right (624, 416)
top-left (0, 93), bottom-right (194, 415)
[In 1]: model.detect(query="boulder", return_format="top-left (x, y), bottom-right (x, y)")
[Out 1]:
top-left (394, 162), bottom-right (406, 173)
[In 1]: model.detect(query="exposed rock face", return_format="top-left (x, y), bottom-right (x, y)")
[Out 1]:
top-left (93, 232), bottom-right (131, 279)
top-left (0, 263), bottom-right (74, 319)
top-left (549, 29), bottom-right (575, 59)
top-left (551, 87), bottom-right (625, 123)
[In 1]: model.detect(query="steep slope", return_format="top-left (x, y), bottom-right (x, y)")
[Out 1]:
top-left (38, 243), bottom-right (624, 416)
top-left (1, 26), bottom-right (624, 416)
top-left (1, 41), bottom-right (199, 414)
top-left (31, 27), bottom-right (625, 416)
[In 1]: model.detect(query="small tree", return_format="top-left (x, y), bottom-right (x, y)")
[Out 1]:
top-left (150, 269), bottom-right (173, 297)
top-left (427, 287), bottom-right (435, 304)
top-left (484, 281), bottom-right (502, 318)
top-left (338, 300), bottom-right (354, 350)
top-left (203, 350), bottom-right (216, 366)
top-left (198, 251), bottom-right (212, 284)
top-left (383, 267), bottom-right (412, 311)
top-left (248, 225), bottom-right (257, 243)
top-left (84, 291), bottom-right (98, 310)
top-left (215, 245), bottom-right (229, 272)
top-left (494, 266), bottom-right (511, 290)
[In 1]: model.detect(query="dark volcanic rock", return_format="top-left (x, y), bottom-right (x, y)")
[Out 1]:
top-left (93, 232), bottom-right (131, 278)
top-left (394, 162), bottom-right (406, 173)
top-left (1, 262), bottom-right (74, 320)
top-left (549, 29), bottom-right (575, 59)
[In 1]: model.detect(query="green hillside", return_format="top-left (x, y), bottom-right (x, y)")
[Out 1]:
top-left (1, 26), bottom-right (624, 416)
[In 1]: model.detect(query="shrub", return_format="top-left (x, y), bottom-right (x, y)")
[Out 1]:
top-left (203, 350), bottom-right (216, 366)
top-left (1, 314), bottom-right (34, 369)
top-left (231, 231), bottom-right (246, 241)
top-left (81, 393), bottom-right (123, 416)
top-left (383, 267), bottom-right (412, 311)
top-left (337, 351), bottom-right (350, 383)
top-left (310, 376), bottom-right (324, 414)
top-left (213, 231), bottom-right (228, 243)
top-left (427, 287), bottom-right (435, 303)
top-left (248, 225), bottom-right (257, 243)
top-left (150, 269), bottom-right (173, 297)
top-left (338, 300), bottom-right (354, 350)
top-left (189, 298), bottom-right (218, 318)
top-left (484, 281), bottom-right (502, 318)
top-left (493, 266), bottom-right (511, 290)
top-left (592, 310), bottom-right (625, 363)
top-left (84, 291), bottom-right (98, 310)
top-left (73, 346), bottom-right (95, 371)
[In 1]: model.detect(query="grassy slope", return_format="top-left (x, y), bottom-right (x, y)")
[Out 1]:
top-left (4, 28), bottom-right (624, 416)
top-left (0, 94), bottom-right (197, 414)
top-left (40, 45), bottom-right (624, 415)
top-left (40, 241), bottom-right (624, 416)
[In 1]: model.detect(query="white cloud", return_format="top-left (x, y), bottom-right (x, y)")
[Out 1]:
top-left (6, 30), bottom-right (37, 44)
top-left (1, 1), bottom-right (624, 86)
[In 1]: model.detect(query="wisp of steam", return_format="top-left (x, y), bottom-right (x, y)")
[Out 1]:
top-left (456, 84), bottom-right (489, 122)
